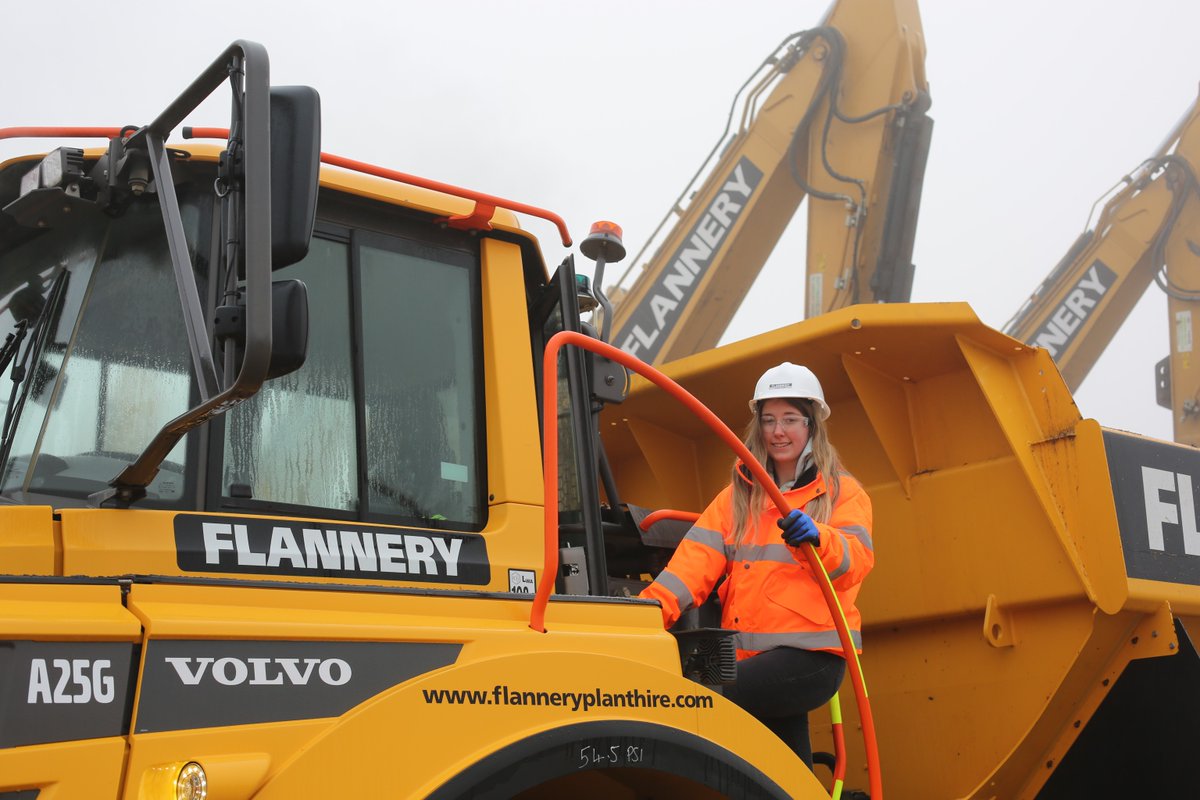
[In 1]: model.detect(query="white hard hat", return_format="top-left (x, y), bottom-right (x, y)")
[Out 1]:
top-left (749, 362), bottom-right (830, 420)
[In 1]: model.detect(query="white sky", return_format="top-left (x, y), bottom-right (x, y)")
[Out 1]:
top-left (4, 0), bottom-right (1198, 441)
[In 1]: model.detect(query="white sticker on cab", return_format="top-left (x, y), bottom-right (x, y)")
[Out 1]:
top-left (509, 569), bottom-right (536, 594)
top-left (441, 462), bottom-right (469, 483)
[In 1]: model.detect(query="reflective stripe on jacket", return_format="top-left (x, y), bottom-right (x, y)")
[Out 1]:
top-left (640, 470), bottom-right (873, 659)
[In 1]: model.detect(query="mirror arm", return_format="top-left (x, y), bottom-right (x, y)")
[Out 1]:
top-left (97, 40), bottom-right (275, 506)
top-left (147, 133), bottom-right (221, 402)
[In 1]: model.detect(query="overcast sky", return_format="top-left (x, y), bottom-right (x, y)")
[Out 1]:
top-left (4, 0), bottom-right (1198, 442)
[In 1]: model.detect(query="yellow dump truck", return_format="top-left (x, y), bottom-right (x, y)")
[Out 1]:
top-left (1, 39), bottom-right (1197, 800)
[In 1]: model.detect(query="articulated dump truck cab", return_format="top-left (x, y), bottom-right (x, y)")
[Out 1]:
top-left (602, 303), bottom-right (1200, 798)
top-left (0, 157), bottom-right (828, 797)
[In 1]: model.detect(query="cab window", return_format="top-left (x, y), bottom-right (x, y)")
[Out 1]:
top-left (216, 223), bottom-right (486, 531)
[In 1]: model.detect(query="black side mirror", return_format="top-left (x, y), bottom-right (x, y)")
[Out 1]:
top-left (266, 278), bottom-right (309, 379)
top-left (213, 278), bottom-right (309, 381)
top-left (269, 86), bottom-right (321, 270)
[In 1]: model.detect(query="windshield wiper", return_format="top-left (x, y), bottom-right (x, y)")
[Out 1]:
top-left (0, 321), bottom-right (29, 389)
top-left (0, 270), bottom-right (69, 465)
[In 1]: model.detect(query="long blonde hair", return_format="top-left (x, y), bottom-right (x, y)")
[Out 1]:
top-left (730, 398), bottom-right (843, 544)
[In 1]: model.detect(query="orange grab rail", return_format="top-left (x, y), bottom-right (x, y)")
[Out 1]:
top-left (0, 127), bottom-right (573, 248)
top-left (531, 330), bottom-right (882, 799)
top-left (182, 128), bottom-right (572, 247)
top-left (0, 127), bottom-right (125, 140)
top-left (830, 691), bottom-right (847, 799)
top-left (638, 508), bottom-right (701, 531)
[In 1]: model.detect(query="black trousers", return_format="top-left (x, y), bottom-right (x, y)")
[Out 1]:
top-left (721, 647), bottom-right (846, 767)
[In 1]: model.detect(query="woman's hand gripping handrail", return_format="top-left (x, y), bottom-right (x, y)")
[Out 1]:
top-left (532, 330), bottom-right (881, 799)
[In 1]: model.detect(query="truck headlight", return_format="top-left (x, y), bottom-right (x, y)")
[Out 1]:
top-left (175, 762), bottom-right (208, 800)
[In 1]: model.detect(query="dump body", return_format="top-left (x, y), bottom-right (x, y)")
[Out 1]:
top-left (603, 302), bottom-right (1200, 798)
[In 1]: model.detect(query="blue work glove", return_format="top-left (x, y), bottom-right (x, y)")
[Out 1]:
top-left (778, 509), bottom-right (820, 548)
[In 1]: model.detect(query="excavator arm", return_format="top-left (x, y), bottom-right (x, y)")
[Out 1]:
top-left (608, 0), bottom-right (931, 365)
top-left (1004, 96), bottom-right (1200, 444)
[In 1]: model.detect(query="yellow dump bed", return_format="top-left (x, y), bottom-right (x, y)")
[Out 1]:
top-left (604, 301), bottom-right (1200, 798)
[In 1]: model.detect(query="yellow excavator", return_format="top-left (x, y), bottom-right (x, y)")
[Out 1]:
top-left (1004, 94), bottom-right (1200, 446)
top-left (4, 8), bottom-right (1200, 800)
top-left (606, 0), bottom-right (931, 364)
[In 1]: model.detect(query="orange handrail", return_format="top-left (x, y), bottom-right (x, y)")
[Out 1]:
top-left (181, 128), bottom-right (573, 247)
top-left (830, 691), bottom-right (847, 799)
top-left (638, 508), bottom-right (701, 531)
top-left (532, 330), bottom-right (882, 799)
top-left (0, 127), bottom-right (125, 141)
top-left (0, 127), bottom-right (573, 247)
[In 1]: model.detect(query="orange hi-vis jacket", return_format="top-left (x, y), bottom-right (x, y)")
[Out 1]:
top-left (641, 470), bottom-right (873, 660)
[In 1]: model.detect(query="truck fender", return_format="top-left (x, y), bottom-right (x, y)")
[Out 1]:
top-left (252, 650), bottom-right (824, 798)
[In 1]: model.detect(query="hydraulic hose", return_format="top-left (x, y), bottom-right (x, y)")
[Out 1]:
top-left (531, 330), bottom-right (882, 799)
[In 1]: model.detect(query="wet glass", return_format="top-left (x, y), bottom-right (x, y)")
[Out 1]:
top-left (220, 236), bottom-right (358, 510)
top-left (1, 194), bottom-right (206, 501)
top-left (359, 239), bottom-right (482, 526)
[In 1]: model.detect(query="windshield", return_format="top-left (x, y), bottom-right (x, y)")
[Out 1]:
top-left (0, 190), bottom-right (210, 503)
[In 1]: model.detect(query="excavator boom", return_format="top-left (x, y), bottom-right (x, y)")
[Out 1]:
top-left (609, 0), bottom-right (931, 365)
top-left (1005, 95), bottom-right (1200, 444)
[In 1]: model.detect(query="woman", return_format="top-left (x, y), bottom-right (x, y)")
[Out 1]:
top-left (640, 362), bottom-right (874, 766)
